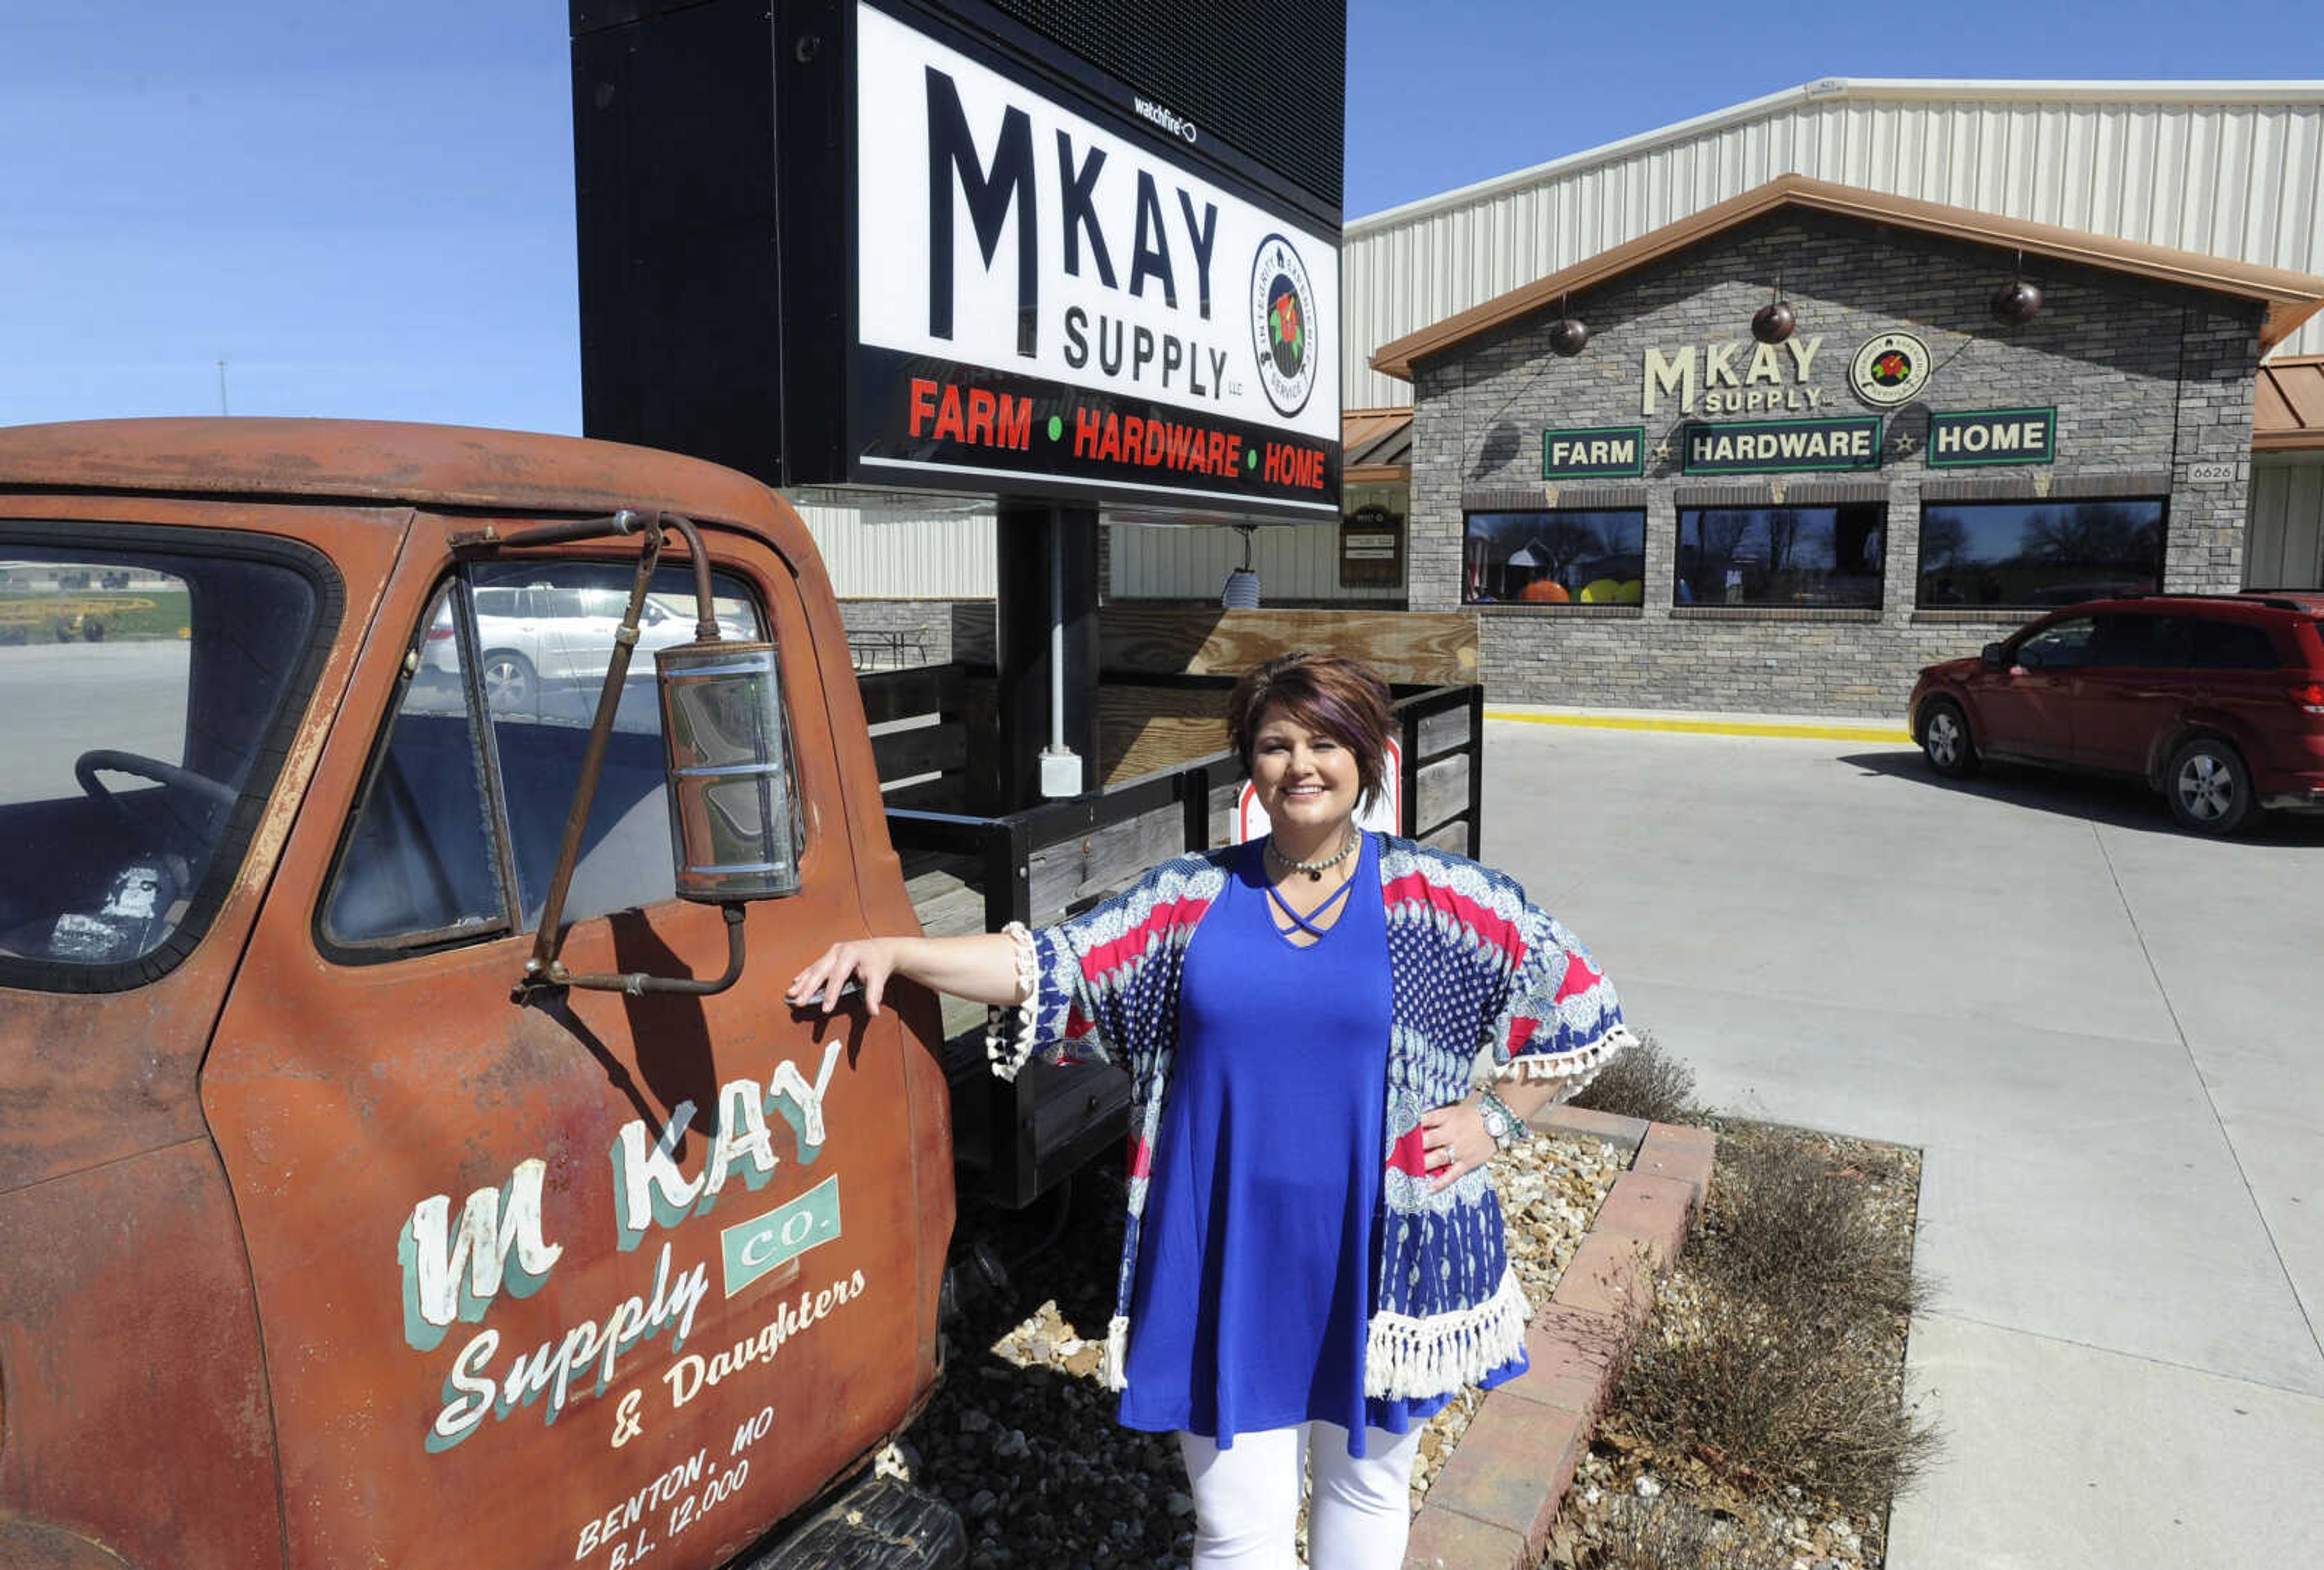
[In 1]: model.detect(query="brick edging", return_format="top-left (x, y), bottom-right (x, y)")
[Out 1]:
top-left (1403, 1115), bottom-right (1718, 1569)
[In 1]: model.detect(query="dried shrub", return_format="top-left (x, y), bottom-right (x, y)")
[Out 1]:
top-left (1603, 1125), bottom-right (1942, 1520)
top-left (1610, 1284), bottom-right (1938, 1519)
top-left (1567, 1030), bottom-right (1702, 1126)
top-left (1579, 1494), bottom-right (1790, 1570)
top-left (1698, 1128), bottom-right (1931, 1325)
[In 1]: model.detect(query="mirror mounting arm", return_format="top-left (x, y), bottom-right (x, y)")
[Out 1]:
top-left (486, 511), bottom-right (747, 1003)
top-left (520, 902), bottom-right (748, 1000)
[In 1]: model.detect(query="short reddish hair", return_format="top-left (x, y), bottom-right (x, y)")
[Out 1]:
top-left (1227, 652), bottom-right (1396, 809)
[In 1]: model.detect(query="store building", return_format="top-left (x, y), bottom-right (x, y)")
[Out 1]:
top-left (799, 79), bottom-right (2324, 698)
top-left (1361, 176), bottom-right (2323, 711)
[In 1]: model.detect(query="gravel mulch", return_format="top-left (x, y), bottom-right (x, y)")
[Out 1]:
top-left (889, 1130), bottom-right (1626, 1569)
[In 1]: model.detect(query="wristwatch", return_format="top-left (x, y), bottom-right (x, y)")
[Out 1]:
top-left (1477, 1087), bottom-right (1527, 1152)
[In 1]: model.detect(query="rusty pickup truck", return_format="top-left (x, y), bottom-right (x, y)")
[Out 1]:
top-left (0, 419), bottom-right (964, 1570)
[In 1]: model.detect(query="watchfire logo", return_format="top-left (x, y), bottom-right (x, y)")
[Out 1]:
top-left (1133, 96), bottom-right (1198, 144)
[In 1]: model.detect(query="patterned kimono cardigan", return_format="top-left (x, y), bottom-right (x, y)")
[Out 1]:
top-left (988, 835), bottom-right (1632, 1402)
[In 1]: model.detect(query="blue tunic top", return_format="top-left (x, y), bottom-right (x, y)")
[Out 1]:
top-left (1115, 832), bottom-right (1479, 1457)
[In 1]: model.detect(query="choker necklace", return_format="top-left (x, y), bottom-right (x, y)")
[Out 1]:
top-left (1265, 829), bottom-right (1359, 881)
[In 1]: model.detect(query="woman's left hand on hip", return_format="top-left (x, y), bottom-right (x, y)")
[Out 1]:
top-left (1418, 1100), bottom-right (1494, 1192)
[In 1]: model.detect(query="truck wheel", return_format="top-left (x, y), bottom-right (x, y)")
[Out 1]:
top-left (481, 650), bottom-right (536, 714)
top-left (2165, 735), bottom-right (2254, 835)
top-left (1919, 697), bottom-right (1980, 779)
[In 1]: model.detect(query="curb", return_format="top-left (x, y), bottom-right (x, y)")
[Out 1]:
top-left (1403, 1109), bottom-right (1718, 1569)
top-left (1484, 709), bottom-right (1911, 744)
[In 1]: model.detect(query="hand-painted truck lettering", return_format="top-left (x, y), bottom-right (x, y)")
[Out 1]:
top-left (610, 1042), bottom-right (846, 1249)
top-left (662, 1269), bottom-right (870, 1410)
top-left (428, 1241), bottom-right (711, 1452)
top-left (574, 1447), bottom-right (708, 1560)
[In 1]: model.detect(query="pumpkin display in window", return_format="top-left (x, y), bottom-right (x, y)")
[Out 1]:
top-left (1579, 577), bottom-right (1623, 603)
top-left (1518, 577), bottom-right (1571, 603)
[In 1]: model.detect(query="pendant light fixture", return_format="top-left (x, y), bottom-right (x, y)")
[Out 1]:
top-left (1751, 269), bottom-right (1797, 344)
top-left (1548, 292), bottom-right (1589, 357)
top-left (1991, 251), bottom-right (2043, 326)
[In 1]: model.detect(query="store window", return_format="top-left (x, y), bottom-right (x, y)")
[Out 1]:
top-left (1915, 499), bottom-right (2165, 609)
top-left (1675, 504), bottom-right (1884, 609)
top-left (1463, 510), bottom-right (1646, 605)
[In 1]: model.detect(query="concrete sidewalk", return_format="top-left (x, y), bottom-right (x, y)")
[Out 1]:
top-left (1481, 716), bottom-right (2324, 1570)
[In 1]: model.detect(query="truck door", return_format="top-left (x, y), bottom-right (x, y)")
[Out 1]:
top-left (201, 522), bottom-right (934, 1570)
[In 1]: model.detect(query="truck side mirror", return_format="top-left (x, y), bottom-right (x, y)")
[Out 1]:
top-left (479, 510), bottom-right (786, 1002)
top-left (1981, 642), bottom-right (2005, 669)
top-left (657, 639), bottom-right (799, 902)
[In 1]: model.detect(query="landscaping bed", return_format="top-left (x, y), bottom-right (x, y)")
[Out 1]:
top-left (1541, 1118), bottom-right (1935, 1570)
top-left (883, 1035), bottom-right (1934, 1570)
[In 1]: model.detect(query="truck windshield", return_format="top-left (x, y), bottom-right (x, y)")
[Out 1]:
top-left (0, 534), bottom-right (325, 991)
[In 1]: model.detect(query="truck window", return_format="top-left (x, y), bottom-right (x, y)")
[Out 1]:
top-left (471, 559), bottom-right (768, 925)
top-left (321, 560), bottom-right (782, 951)
top-left (0, 533), bottom-right (329, 990)
top-left (320, 584), bottom-right (510, 947)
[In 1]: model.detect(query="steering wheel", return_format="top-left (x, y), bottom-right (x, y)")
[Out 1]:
top-left (74, 749), bottom-right (240, 832)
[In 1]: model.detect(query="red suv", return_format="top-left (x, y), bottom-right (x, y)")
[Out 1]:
top-left (1909, 593), bottom-right (2324, 835)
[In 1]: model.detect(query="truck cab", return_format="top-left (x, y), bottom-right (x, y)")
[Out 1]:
top-left (0, 419), bottom-right (957, 1570)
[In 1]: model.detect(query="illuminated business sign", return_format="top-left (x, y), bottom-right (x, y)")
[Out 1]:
top-left (1927, 407), bottom-right (2056, 467)
top-left (852, 2), bottom-right (1341, 519)
top-left (1681, 416), bottom-right (1882, 475)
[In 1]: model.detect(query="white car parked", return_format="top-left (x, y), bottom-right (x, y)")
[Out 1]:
top-left (425, 580), bottom-right (752, 714)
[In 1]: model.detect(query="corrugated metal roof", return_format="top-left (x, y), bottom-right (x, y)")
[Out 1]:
top-left (1339, 79), bottom-right (2324, 404)
top-left (2256, 356), bottom-right (2324, 448)
top-left (1372, 174), bottom-right (2324, 381)
top-left (1350, 78), bottom-right (2324, 233)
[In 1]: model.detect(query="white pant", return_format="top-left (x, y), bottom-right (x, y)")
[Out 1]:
top-left (1177, 1422), bottom-right (1422, 1570)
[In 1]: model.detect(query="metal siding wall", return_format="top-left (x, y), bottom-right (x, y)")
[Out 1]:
top-left (1107, 522), bottom-right (1396, 602)
top-left (786, 495), bottom-right (997, 599)
top-left (1342, 90), bottom-right (2324, 410)
top-left (2248, 458), bottom-right (2324, 589)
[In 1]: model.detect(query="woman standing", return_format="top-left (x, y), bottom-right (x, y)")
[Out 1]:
top-left (789, 652), bottom-right (1630, 1570)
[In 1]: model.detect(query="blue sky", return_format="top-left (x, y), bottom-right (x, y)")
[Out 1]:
top-left (2, 0), bottom-right (2316, 435)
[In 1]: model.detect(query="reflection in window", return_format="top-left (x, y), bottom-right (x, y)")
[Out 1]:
top-left (470, 561), bottom-right (767, 927)
top-left (325, 584), bottom-right (506, 946)
top-left (326, 563), bottom-right (786, 951)
top-left (1917, 499), bottom-right (2165, 609)
top-left (1676, 504), bottom-right (1884, 608)
top-left (2014, 616), bottom-right (2096, 670)
top-left (1463, 510), bottom-right (1646, 605)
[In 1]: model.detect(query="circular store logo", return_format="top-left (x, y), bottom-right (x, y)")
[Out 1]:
top-left (1850, 332), bottom-right (1931, 406)
top-left (1249, 234), bottom-right (1318, 418)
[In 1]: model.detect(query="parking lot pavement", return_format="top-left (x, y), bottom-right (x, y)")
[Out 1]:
top-left (1482, 718), bottom-right (2324, 1570)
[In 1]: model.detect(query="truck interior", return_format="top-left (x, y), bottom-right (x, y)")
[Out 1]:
top-left (0, 533), bottom-right (324, 986)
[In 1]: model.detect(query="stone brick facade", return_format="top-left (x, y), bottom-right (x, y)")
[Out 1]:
top-left (1407, 211), bottom-right (2265, 715)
